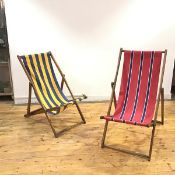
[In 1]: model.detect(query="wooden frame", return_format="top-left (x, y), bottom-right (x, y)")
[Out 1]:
top-left (101, 48), bottom-right (167, 161)
top-left (17, 51), bottom-right (86, 138)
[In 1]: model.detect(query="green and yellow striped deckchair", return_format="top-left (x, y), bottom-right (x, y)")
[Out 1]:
top-left (18, 51), bottom-right (87, 137)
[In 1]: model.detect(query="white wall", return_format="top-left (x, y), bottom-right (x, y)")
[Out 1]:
top-left (4, 0), bottom-right (175, 103)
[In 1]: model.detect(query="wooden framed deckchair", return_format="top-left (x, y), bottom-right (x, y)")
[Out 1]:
top-left (17, 51), bottom-right (87, 138)
top-left (100, 48), bottom-right (167, 161)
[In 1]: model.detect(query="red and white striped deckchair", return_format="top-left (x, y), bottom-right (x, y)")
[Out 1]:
top-left (100, 48), bottom-right (167, 161)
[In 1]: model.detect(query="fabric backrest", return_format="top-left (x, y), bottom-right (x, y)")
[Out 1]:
top-left (114, 51), bottom-right (162, 124)
top-left (20, 52), bottom-right (69, 109)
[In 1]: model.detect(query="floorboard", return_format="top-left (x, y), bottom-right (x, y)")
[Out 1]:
top-left (0, 101), bottom-right (175, 175)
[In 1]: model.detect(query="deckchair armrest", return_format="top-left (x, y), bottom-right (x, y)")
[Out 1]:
top-left (70, 94), bottom-right (87, 104)
top-left (111, 82), bottom-right (117, 108)
top-left (100, 116), bottom-right (105, 119)
top-left (111, 82), bottom-right (114, 88)
top-left (46, 94), bottom-right (87, 113)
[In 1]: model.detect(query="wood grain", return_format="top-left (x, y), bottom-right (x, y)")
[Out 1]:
top-left (0, 101), bottom-right (175, 175)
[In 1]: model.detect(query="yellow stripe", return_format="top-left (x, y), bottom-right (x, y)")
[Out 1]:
top-left (44, 53), bottom-right (68, 104)
top-left (29, 55), bottom-right (55, 108)
top-left (31, 54), bottom-right (56, 108)
top-left (25, 56), bottom-right (49, 109)
top-left (38, 53), bottom-right (63, 107)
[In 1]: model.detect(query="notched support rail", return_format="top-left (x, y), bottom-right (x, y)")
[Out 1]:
top-left (61, 74), bottom-right (65, 90)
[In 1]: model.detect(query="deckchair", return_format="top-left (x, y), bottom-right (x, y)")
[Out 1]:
top-left (100, 48), bottom-right (167, 160)
top-left (17, 51), bottom-right (87, 138)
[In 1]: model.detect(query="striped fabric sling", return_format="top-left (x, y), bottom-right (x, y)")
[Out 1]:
top-left (104, 50), bottom-right (162, 126)
top-left (21, 52), bottom-right (86, 114)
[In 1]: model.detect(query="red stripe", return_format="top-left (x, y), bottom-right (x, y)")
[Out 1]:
top-left (142, 52), bottom-right (162, 125)
top-left (122, 51), bottom-right (141, 121)
top-left (132, 52), bottom-right (152, 123)
top-left (113, 51), bottom-right (132, 118)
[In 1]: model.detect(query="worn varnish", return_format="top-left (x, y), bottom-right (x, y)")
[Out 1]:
top-left (0, 101), bottom-right (175, 175)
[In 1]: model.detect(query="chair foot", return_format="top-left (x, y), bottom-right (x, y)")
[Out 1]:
top-left (53, 121), bottom-right (84, 138)
top-left (80, 114), bottom-right (86, 124)
top-left (53, 132), bottom-right (58, 138)
top-left (101, 121), bottom-right (108, 148)
top-left (75, 103), bottom-right (86, 124)
top-left (148, 126), bottom-right (156, 161)
top-left (24, 114), bottom-right (31, 118)
top-left (101, 143), bottom-right (105, 148)
top-left (156, 120), bottom-right (163, 125)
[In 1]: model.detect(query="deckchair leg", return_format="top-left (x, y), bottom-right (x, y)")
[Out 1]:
top-left (25, 83), bottom-right (32, 118)
top-left (44, 112), bottom-right (57, 138)
top-left (148, 125), bottom-right (156, 161)
top-left (161, 88), bottom-right (164, 125)
top-left (75, 102), bottom-right (86, 124)
top-left (101, 120), bottom-right (109, 148)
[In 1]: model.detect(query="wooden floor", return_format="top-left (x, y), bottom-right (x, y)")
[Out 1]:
top-left (0, 100), bottom-right (175, 175)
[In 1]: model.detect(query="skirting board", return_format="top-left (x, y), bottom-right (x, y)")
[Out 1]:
top-left (14, 96), bottom-right (110, 104)
top-left (14, 93), bottom-right (172, 104)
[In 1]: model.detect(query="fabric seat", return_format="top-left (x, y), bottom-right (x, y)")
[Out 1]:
top-left (104, 51), bottom-right (162, 127)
